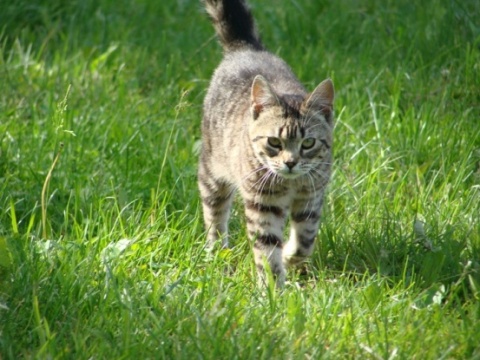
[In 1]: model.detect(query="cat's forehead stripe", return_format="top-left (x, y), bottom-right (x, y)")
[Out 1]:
top-left (280, 99), bottom-right (302, 119)
top-left (278, 124), bottom-right (305, 139)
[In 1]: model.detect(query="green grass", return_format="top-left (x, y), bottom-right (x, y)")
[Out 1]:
top-left (1, 0), bottom-right (479, 358)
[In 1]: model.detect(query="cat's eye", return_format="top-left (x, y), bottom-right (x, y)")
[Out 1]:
top-left (267, 137), bottom-right (282, 148)
top-left (301, 138), bottom-right (316, 149)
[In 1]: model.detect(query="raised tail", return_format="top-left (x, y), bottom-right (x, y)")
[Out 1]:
top-left (203, 0), bottom-right (264, 52)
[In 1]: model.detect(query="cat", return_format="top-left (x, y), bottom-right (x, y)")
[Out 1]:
top-left (198, 0), bottom-right (334, 287)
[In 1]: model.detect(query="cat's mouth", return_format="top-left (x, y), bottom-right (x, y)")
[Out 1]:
top-left (276, 169), bottom-right (303, 179)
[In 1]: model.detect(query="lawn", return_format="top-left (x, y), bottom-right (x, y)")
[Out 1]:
top-left (1, 0), bottom-right (479, 358)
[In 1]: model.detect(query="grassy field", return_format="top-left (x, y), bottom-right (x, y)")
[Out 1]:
top-left (1, 0), bottom-right (479, 358)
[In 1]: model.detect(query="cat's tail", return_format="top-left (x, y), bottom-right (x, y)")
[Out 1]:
top-left (203, 0), bottom-right (264, 52)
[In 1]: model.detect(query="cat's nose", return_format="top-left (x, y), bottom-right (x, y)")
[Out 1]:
top-left (285, 161), bottom-right (297, 170)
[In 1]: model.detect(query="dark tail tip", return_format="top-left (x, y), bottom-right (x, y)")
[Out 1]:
top-left (203, 0), bottom-right (263, 51)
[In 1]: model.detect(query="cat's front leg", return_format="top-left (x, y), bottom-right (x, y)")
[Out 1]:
top-left (198, 160), bottom-right (234, 250)
top-left (283, 197), bottom-right (323, 266)
top-left (244, 199), bottom-right (287, 288)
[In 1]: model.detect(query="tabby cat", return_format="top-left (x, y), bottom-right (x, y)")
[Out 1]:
top-left (198, 0), bottom-right (335, 287)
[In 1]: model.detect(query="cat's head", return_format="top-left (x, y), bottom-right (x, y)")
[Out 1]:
top-left (249, 75), bottom-right (334, 180)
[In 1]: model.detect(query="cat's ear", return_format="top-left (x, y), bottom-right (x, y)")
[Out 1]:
top-left (305, 78), bottom-right (334, 121)
top-left (251, 75), bottom-right (279, 119)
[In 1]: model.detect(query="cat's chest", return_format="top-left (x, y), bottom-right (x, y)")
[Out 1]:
top-left (246, 177), bottom-right (315, 204)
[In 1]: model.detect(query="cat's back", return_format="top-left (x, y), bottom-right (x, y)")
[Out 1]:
top-left (204, 49), bottom-right (305, 117)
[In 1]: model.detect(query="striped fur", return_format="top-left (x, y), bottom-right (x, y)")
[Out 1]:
top-left (199, 0), bottom-right (335, 288)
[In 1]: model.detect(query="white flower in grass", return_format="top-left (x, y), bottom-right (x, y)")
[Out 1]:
top-left (101, 238), bottom-right (133, 265)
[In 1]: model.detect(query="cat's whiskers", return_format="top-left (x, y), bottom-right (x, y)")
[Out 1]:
top-left (312, 161), bottom-right (333, 171)
top-left (310, 167), bottom-right (331, 182)
top-left (248, 166), bottom-right (274, 197)
top-left (274, 171), bottom-right (285, 186)
top-left (242, 165), bottom-right (268, 187)
top-left (258, 171), bottom-right (272, 194)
